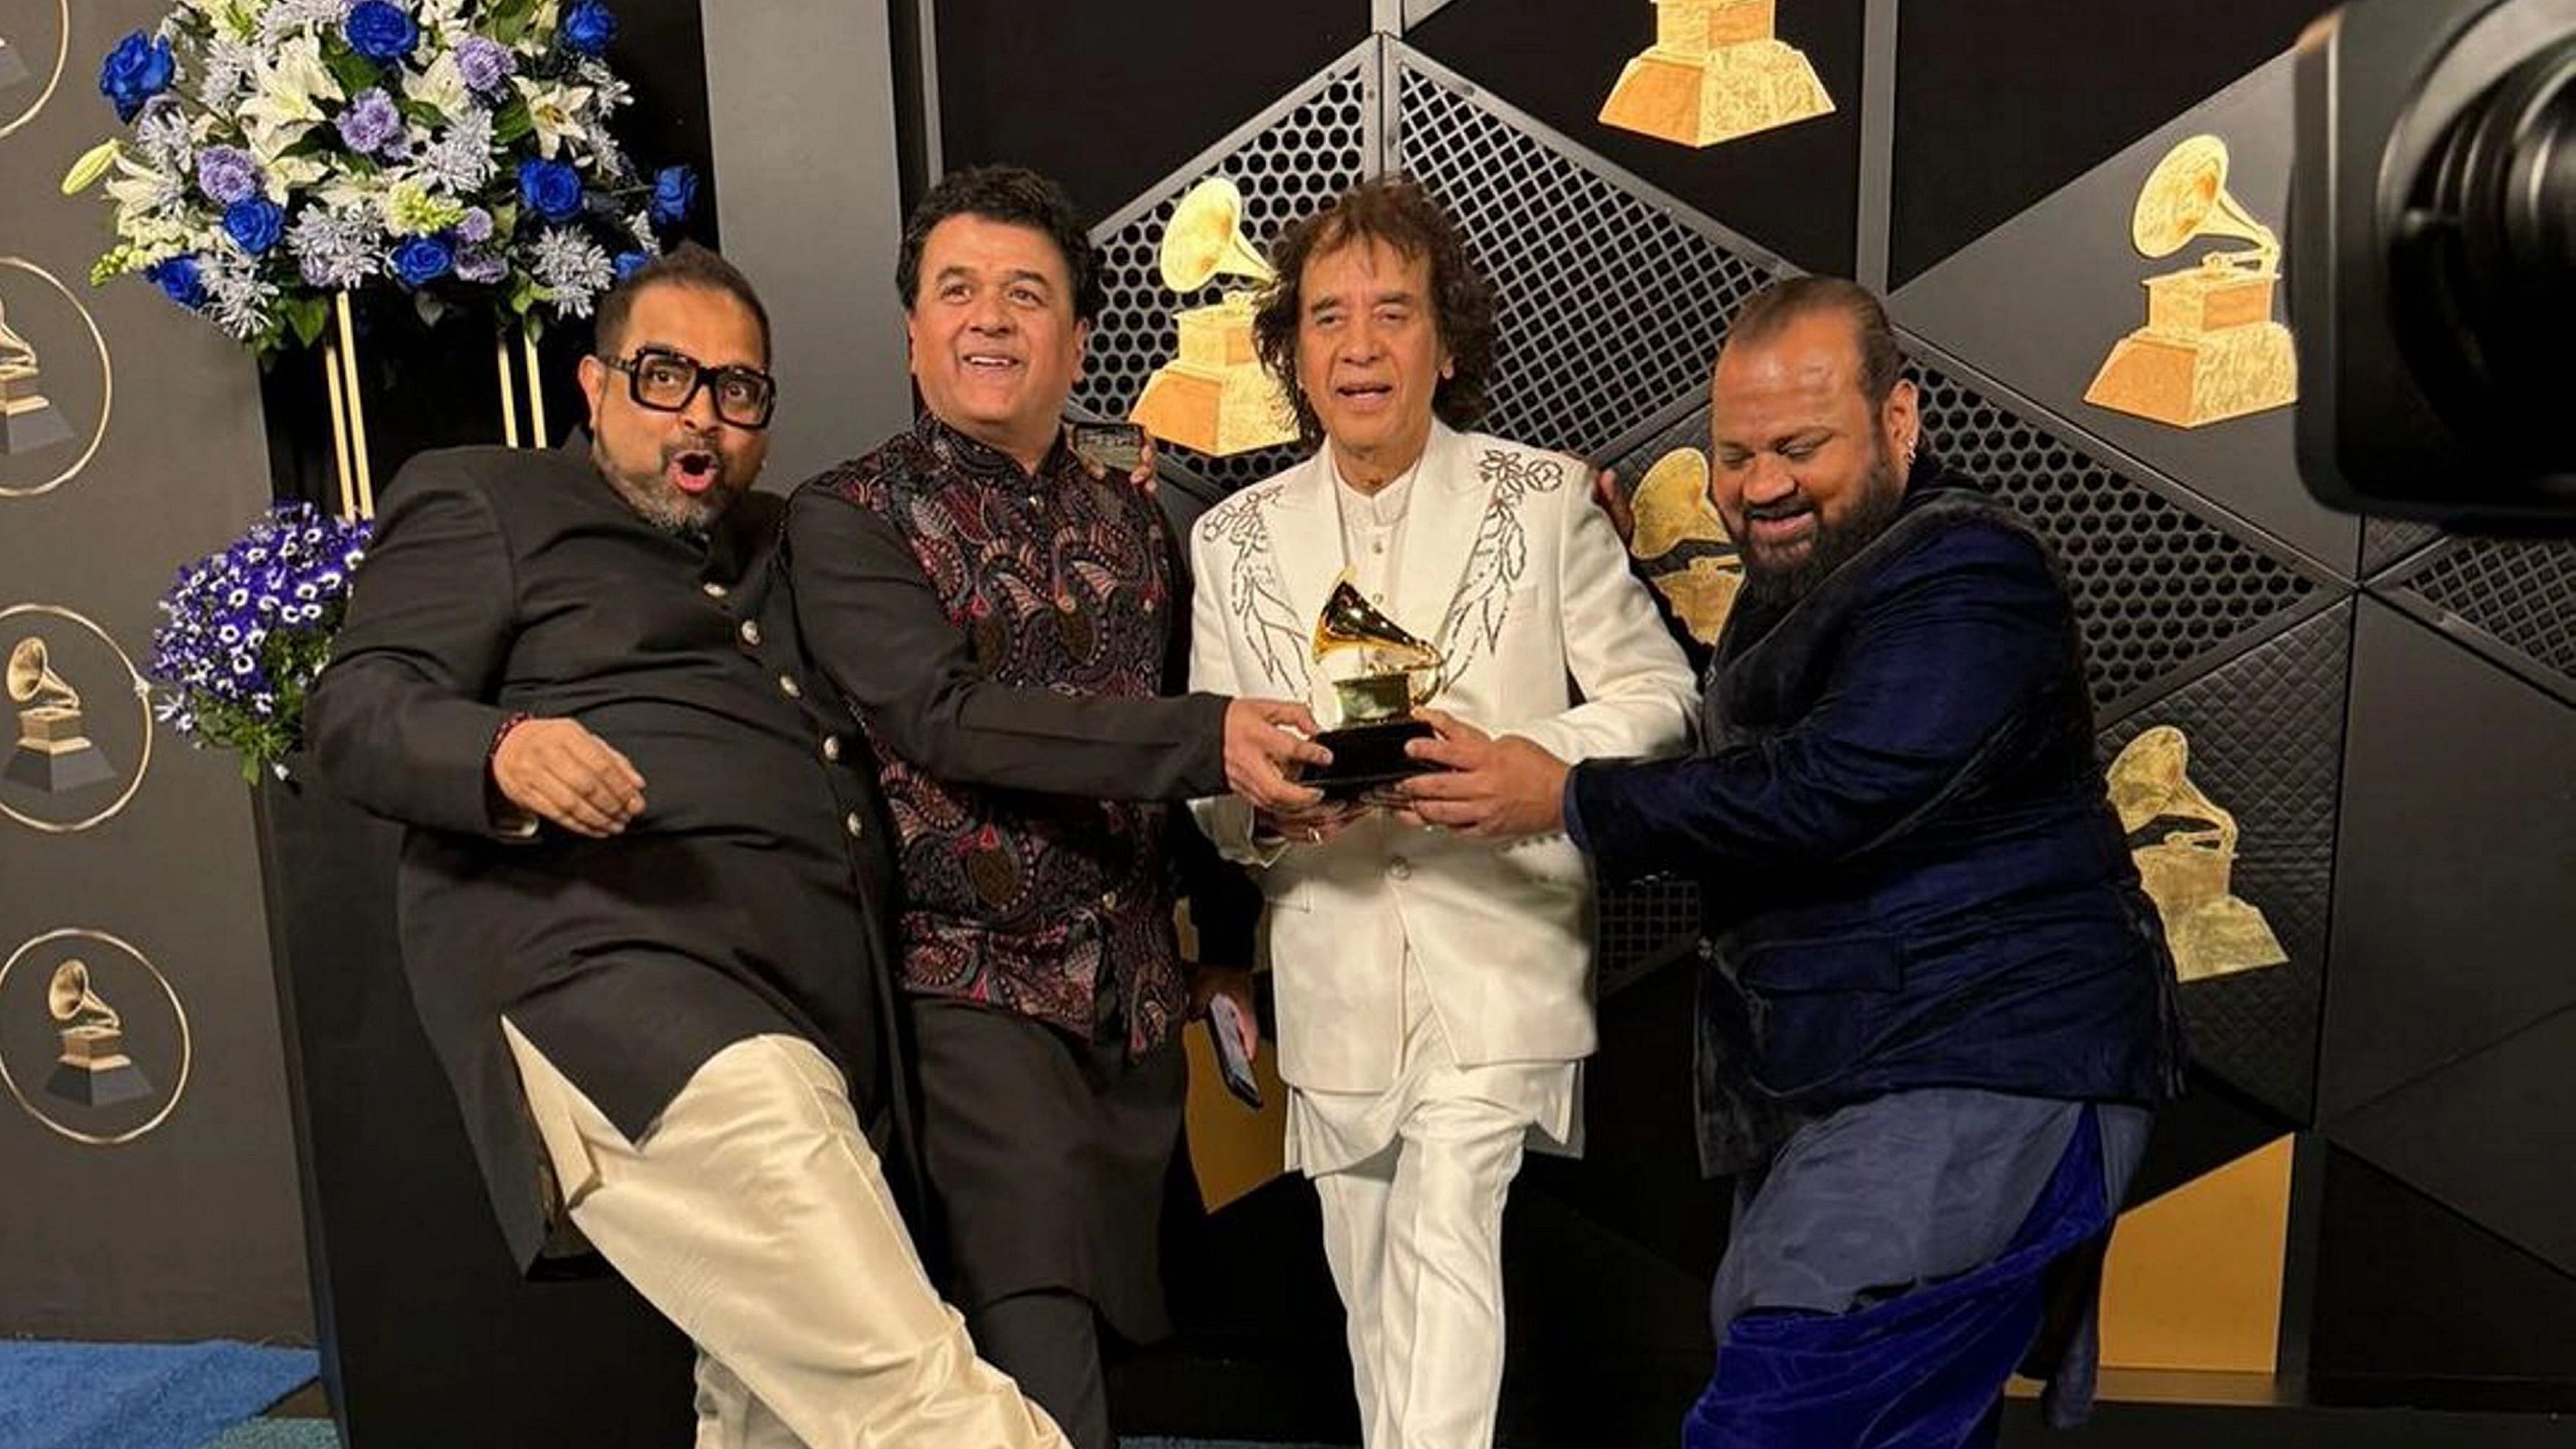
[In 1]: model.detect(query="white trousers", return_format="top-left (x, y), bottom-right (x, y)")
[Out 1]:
top-left (1297, 964), bottom-right (1560, 1449)
top-left (502, 1020), bottom-right (1067, 1449)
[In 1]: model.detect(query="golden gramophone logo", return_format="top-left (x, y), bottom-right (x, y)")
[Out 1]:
top-left (1627, 447), bottom-right (1743, 645)
top-left (1, 927), bottom-right (190, 1145)
top-left (7, 635), bottom-right (113, 793)
top-left (2083, 135), bottom-right (2298, 429)
top-left (2108, 726), bottom-right (2288, 983)
top-left (1304, 575), bottom-right (1446, 798)
top-left (0, 256), bottom-right (113, 499)
top-left (0, 604), bottom-right (152, 833)
top-left (0, 2), bottom-right (72, 138)
top-left (1129, 176), bottom-right (1299, 458)
top-left (1599, 0), bottom-right (1834, 148)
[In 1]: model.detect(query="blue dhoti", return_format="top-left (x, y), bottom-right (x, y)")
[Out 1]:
top-left (1687, 1090), bottom-right (2151, 1449)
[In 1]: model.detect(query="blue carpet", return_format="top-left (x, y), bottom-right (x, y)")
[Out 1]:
top-left (0, 1341), bottom-right (316, 1449)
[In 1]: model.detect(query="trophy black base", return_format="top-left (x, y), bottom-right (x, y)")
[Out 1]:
top-left (5, 742), bottom-right (114, 793)
top-left (1307, 717), bottom-right (1436, 800)
top-left (0, 48), bottom-right (29, 92)
top-left (1, 403), bottom-right (74, 457)
top-left (45, 1061), bottom-right (154, 1107)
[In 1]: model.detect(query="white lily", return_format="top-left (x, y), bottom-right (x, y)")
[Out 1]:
top-left (237, 35), bottom-right (343, 164)
top-left (512, 75), bottom-right (595, 162)
top-left (404, 51), bottom-right (474, 125)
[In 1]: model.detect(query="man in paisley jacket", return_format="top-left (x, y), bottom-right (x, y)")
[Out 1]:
top-left (1187, 176), bottom-right (1699, 1449)
top-left (785, 165), bottom-right (1327, 1449)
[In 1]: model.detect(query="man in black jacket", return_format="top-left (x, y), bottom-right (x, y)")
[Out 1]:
top-left (308, 245), bottom-right (1067, 1449)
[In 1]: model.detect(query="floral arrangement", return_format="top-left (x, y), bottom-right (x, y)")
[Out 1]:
top-left (65, 0), bottom-right (697, 356)
top-left (149, 503), bottom-right (371, 781)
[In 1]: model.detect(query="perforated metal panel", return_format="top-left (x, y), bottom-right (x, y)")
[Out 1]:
top-left (2391, 538), bottom-right (2576, 688)
top-left (1908, 362), bottom-right (2318, 713)
top-left (2364, 518), bottom-right (2443, 576)
top-left (1073, 62), bottom-right (1375, 496)
top-left (1596, 879), bottom-right (1703, 999)
top-left (2101, 603), bottom-right (2352, 1122)
top-left (1393, 59), bottom-right (1779, 457)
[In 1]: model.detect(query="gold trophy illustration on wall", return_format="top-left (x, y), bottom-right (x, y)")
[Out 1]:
top-left (0, 293), bottom-right (75, 457)
top-left (0, 31), bottom-right (31, 92)
top-left (1130, 176), bottom-right (1299, 458)
top-left (1599, 0), bottom-right (1834, 148)
top-left (1627, 447), bottom-right (1744, 645)
top-left (2108, 726), bottom-right (2288, 983)
top-left (1305, 576), bottom-right (1447, 799)
top-left (44, 960), bottom-right (154, 1107)
top-left (2083, 135), bottom-right (2298, 428)
top-left (6, 636), bottom-right (115, 793)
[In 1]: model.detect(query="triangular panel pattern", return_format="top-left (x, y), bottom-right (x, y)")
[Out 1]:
top-left (2387, 539), bottom-right (2576, 690)
top-left (2100, 602), bottom-right (2351, 1122)
top-left (1908, 362), bottom-right (2319, 712)
top-left (2363, 518), bottom-right (2444, 576)
top-left (1073, 61), bottom-right (1374, 496)
top-left (1393, 57), bottom-right (1780, 457)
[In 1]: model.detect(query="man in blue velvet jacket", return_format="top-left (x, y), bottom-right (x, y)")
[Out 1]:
top-left (1400, 275), bottom-right (2184, 1448)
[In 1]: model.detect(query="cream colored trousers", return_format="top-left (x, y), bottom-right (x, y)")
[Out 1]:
top-left (502, 1019), bottom-right (1068, 1449)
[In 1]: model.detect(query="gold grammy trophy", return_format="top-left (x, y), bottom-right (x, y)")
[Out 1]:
top-left (0, 293), bottom-right (75, 457)
top-left (2083, 135), bottom-right (2299, 428)
top-left (2108, 726), bottom-right (2288, 983)
top-left (0, 31), bottom-right (30, 91)
top-left (6, 636), bottom-right (114, 793)
top-left (1306, 576), bottom-right (1447, 799)
top-left (1599, 0), bottom-right (1834, 148)
top-left (1130, 177), bottom-right (1299, 458)
top-left (1627, 447), bottom-right (1745, 645)
top-left (44, 960), bottom-right (154, 1107)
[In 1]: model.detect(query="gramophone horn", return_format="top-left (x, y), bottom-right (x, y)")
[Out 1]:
top-left (2129, 134), bottom-right (2278, 268)
top-left (46, 960), bottom-right (116, 1029)
top-left (1312, 577), bottom-right (1442, 670)
top-left (1160, 176), bottom-right (1275, 294)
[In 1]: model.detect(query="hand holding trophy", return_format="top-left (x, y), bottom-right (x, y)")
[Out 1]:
top-left (1304, 575), bottom-right (1449, 800)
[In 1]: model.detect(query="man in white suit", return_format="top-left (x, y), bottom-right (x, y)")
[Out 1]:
top-left (1186, 176), bottom-right (1698, 1449)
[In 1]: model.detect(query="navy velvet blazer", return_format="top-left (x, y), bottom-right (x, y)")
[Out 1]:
top-left (1569, 462), bottom-right (2184, 1173)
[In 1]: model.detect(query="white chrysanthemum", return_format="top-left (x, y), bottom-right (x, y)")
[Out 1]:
top-left (287, 200), bottom-right (384, 291)
top-left (204, 244), bottom-right (281, 342)
top-left (531, 226), bottom-right (614, 317)
top-left (198, 35), bottom-right (262, 110)
top-left (418, 105), bottom-right (497, 193)
top-left (258, 0), bottom-right (356, 46)
top-left (627, 209), bottom-right (656, 253)
top-left (135, 97), bottom-right (194, 167)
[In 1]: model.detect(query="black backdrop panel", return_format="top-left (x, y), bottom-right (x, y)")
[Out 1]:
top-left (932, 0), bottom-right (1373, 222)
top-left (1889, 0), bottom-right (2334, 287)
top-left (1408, 0), bottom-right (1864, 275)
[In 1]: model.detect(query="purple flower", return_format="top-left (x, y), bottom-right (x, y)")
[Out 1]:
top-left (649, 165), bottom-right (697, 228)
top-left (454, 248), bottom-right (509, 285)
top-left (336, 89), bottom-right (403, 154)
top-left (196, 146), bottom-right (261, 207)
top-left (342, 1), bottom-right (419, 63)
top-left (560, 1), bottom-right (618, 55)
top-left (457, 206), bottom-right (494, 245)
top-left (518, 157), bottom-right (583, 222)
top-left (146, 256), bottom-right (206, 310)
top-left (100, 31), bottom-right (176, 124)
top-left (224, 198), bottom-right (287, 256)
top-left (391, 234), bottom-right (453, 287)
top-left (454, 35), bottom-right (514, 94)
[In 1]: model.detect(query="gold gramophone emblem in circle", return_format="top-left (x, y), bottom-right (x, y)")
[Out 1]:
top-left (0, 2), bottom-right (73, 141)
top-left (0, 255), bottom-right (114, 500)
top-left (1599, 0), bottom-right (1834, 149)
top-left (2083, 135), bottom-right (2298, 429)
top-left (0, 927), bottom-right (191, 1145)
top-left (0, 604), bottom-right (152, 833)
top-left (1130, 176), bottom-right (1299, 458)
top-left (1626, 447), bottom-right (1744, 645)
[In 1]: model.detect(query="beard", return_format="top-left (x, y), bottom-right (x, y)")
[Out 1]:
top-left (1735, 450), bottom-right (1908, 613)
top-left (594, 431), bottom-right (742, 537)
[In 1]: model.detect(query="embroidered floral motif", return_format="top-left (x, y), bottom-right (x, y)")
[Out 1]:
top-left (1436, 447), bottom-right (1569, 671)
top-left (1200, 484), bottom-right (1311, 693)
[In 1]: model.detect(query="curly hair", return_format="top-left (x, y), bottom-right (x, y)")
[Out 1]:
top-left (896, 165), bottom-right (1104, 324)
top-left (1251, 175), bottom-right (1496, 447)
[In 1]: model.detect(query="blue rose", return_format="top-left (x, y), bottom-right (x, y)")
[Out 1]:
top-left (561, 1), bottom-right (618, 55)
top-left (613, 250), bottom-right (650, 282)
top-left (392, 235), bottom-right (454, 288)
top-left (518, 157), bottom-right (584, 223)
top-left (223, 198), bottom-right (286, 256)
top-left (342, 2), bottom-right (421, 64)
top-left (146, 256), bottom-right (206, 310)
top-left (100, 31), bottom-right (176, 124)
top-left (649, 165), bottom-right (698, 228)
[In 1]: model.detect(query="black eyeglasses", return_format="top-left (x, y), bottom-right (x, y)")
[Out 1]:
top-left (607, 347), bottom-right (777, 430)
